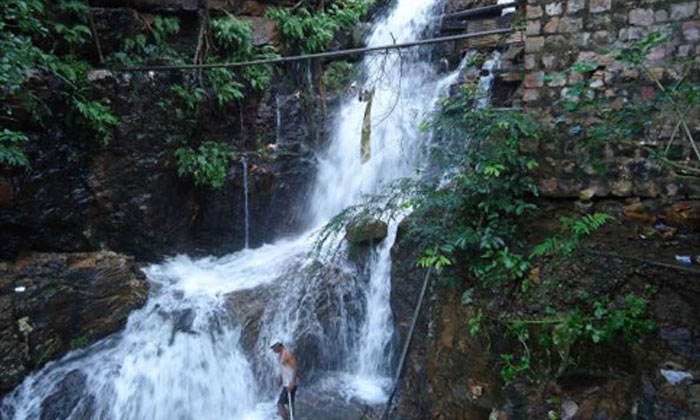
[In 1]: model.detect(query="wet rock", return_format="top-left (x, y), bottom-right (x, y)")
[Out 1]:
top-left (225, 258), bottom-right (366, 379)
top-left (91, 7), bottom-right (140, 56)
top-left (345, 219), bottom-right (388, 244)
top-left (0, 252), bottom-right (147, 395)
top-left (40, 370), bottom-right (94, 420)
top-left (665, 201), bottom-right (700, 231)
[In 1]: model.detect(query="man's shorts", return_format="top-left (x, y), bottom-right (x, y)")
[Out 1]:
top-left (278, 386), bottom-right (297, 405)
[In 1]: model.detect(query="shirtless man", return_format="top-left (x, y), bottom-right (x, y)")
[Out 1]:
top-left (270, 339), bottom-right (298, 420)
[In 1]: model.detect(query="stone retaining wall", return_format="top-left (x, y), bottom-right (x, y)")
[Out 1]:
top-left (524, 0), bottom-right (700, 198)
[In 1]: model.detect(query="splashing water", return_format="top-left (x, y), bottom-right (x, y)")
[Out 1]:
top-left (276, 95), bottom-right (282, 145)
top-left (0, 0), bottom-right (472, 418)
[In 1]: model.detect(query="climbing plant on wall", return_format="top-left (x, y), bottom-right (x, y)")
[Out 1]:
top-left (555, 31), bottom-right (700, 179)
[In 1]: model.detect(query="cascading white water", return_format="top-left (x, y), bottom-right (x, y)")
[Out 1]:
top-left (275, 96), bottom-right (282, 145)
top-left (242, 157), bottom-right (250, 249)
top-left (476, 51), bottom-right (502, 109)
top-left (1, 1), bottom-right (470, 418)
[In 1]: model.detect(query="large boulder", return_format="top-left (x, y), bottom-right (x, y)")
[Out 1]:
top-left (345, 219), bottom-right (389, 244)
top-left (40, 370), bottom-right (95, 420)
top-left (224, 257), bottom-right (367, 380)
top-left (0, 251), bottom-right (148, 395)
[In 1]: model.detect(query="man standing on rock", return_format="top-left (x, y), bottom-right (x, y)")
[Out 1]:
top-left (271, 339), bottom-right (298, 420)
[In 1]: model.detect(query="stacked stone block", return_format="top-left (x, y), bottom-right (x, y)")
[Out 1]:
top-left (523, 0), bottom-right (700, 197)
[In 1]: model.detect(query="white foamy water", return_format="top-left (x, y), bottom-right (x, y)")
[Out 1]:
top-left (0, 0), bottom-right (473, 418)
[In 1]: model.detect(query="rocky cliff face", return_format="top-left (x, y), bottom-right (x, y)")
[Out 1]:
top-left (0, 251), bottom-right (148, 395)
top-left (0, 0), bottom-right (337, 262)
top-left (389, 201), bottom-right (700, 420)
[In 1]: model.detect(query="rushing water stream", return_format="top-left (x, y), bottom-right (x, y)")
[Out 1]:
top-left (1, 1), bottom-right (468, 418)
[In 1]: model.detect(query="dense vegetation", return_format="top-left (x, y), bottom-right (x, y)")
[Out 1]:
top-left (0, 0), bottom-right (371, 188)
top-left (1, 0), bottom-right (118, 167)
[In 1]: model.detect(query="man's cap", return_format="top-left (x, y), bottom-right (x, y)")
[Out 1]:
top-left (269, 338), bottom-right (283, 349)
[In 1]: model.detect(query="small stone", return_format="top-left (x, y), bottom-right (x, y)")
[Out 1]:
top-left (590, 0), bottom-right (611, 13)
top-left (524, 72), bottom-right (545, 88)
top-left (655, 9), bottom-right (669, 22)
top-left (18, 317), bottom-right (34, 335)
top-left (592, 30), bottom-right (612, 43)
top-left (542, 54), bottom-right (557, 69)
top-left (629, 8), bottom-right (654, 26)
top-left (546, 2), bottom-right (563, 15)
top-left (619, 26), bottom-right (646, 41)
top-left (523, 88), bottom-right (541, 102)
top-left (559, 17), bottom-right (583, 32)
top-left (639, 86), bottom-right (658, 101)
top-left (561, 399), bottom-right (579, 420)
top-left (525, 36), bottom-right (545, 53)
top-left (611, 180), bottom-right (633, 196)
top-left (544, 17), bottom-right (560, 33)
top-left (526, 5), bottom-right (544, 18)
top-left (526, 20), bottom-right (542, 35)
top-left (678, 44), bottom-right (693, 57)
top-left (576, 32), bottom-right (591, 47)
top-left (524, 54), bottom-right (537, 70)
top-left (647, 46), bottom-right (666, 61)
top-left (683, 21), bottom-right (700, 41)
top-left (577, 51), bottom-right (599, 63)
top-left (670, 2), bottom-right (697, 20)
top-left (567, 0), bottom-right (586, 14)
top-left (589, 78), bottom-right (605, 89)
top-left (87, 69), bottom-right (114, 82)
top-left (568, 72), bottom-right (584, 85)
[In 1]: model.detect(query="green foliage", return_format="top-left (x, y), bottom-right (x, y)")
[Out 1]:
top-left (0, 0), bottom-right (119, 167)
top-left (323, 61), bottom-right (356, 92)
top-left (57, 0), bottom-right (91, 16)
top-left (531, 213), bottom-right (613, 259)
top-left (501, 292), bottom-right (656, 383)
top-left (152, 16), bottom-right (180, 48)
top-left (107, 16), bottom-right (182, 66)
top-left (69, 335), bottom-right (90, 350)
top-left (212, 16), bottom-right (254, 56)
top-left (265, 0), bottom-right (374, 53)
top-left (210, 16), bottom-right (277, 92)
top-left (0, 129), bottom-right (30, 168)
top-left (206, 68), bottom-right (245, 106)
top-left (174, 141), bottom-right (237, 189)
top-left (410, 106), bottom-right (540, 285)
top-left (73, 99), bottom-right (119, 144)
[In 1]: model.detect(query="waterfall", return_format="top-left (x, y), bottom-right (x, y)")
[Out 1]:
top-left (476, 51), bottom-right (501, 109)
top-left (275, 95), bottom-right (282, 145)
top-left (242, 157), bottom-right (250, 249)
top-left (1, 0), bottom-right (469, 418)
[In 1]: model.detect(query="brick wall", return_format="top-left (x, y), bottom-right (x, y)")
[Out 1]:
top-left (523, 0), bottom-right (700, 198)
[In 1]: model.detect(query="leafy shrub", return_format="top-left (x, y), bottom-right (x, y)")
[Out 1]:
top-left (0, 129), bottom-right (30, 168)
top-left (501, 292), bottom-right (656, 383)
top-left (174, 141), bottom-right (237, 189)
top-left (265, 0), bottom-right (374, 53)
top-left (0, 0), bottom-right (120, 167)
top-left (323, 61), bottom-right (356, 92)
top-left (530, 213), bottom-right (613, 260)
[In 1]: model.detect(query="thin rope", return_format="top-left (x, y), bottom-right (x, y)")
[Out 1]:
top-left (110, 28), bottom-right (514, 72)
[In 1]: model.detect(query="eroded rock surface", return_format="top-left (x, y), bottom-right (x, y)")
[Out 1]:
top-left (0, 252), bottom-right (147, 395)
